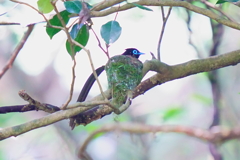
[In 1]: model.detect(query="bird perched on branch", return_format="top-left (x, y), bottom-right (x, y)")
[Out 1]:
top-left (105, 49), bottom-right (144, 114)
top-left (69, 48), bottom-right (144, 129)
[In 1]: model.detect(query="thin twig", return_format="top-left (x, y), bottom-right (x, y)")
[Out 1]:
top-left (9, 0), bottom-right (63, 31)
top-left (90, 28), bottom-right (109, 57)
top-left (106, 43), bottom-right (110, 59)
top-left (0, 24), bottom-right (34, 79)
top-left (185, 9), bottom-right (203, 58)
top-left (68, 18), bottom-right (79, 29)
top-left (18, 90), bottom-right (60, 113)
top-left (0, 22), bottom-right (21, 25)
top-left (157, 6), bottom-right (172, 61)
top-left (0, 89), bottom-right (111, 114)
top-left (0, 3), bottom-right (19, 16)
top-left (10, 0), bottom-right (49, 23)
top-left (161, 6), bottom-right (165, 20)
top-left (85, 49), bottom-right (108, 101)
top-left (114, 4), bottom-right (120, 21)
top-left (9, 0), bottom-right (71, 32)
top-left (71, 39), bottom-right (109, 102)
top-left (62, 58), bottom-right (77, 109)
top-left (51, 1), bottom-right (77, 109)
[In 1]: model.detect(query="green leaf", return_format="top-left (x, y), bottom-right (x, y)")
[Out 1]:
top-left (162, 107), bottom-right (183, 121)
top-left (216, 0), bottom-right (227, 3)
top-left (64, 1), bottom-right (92, 14)
top-left (216, 0), bottom-right (239, 3)
top-left (66, 24), bottom-right (89, 57)
top-left (64, 1), bottom-right (82, 14)
top-left (46, 10), bottom-right (71, 39)
top-left (70, 24), bottom-right (82, 39)
top-left (100, 21), bottom-right (122, 44)
top-left (132, 3), bottom-right (153, 11)
top-left (37, 0), bottom-right (54, 13)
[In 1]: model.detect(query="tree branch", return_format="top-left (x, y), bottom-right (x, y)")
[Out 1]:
top-left (0, 89), bottom-right (113, 140)
top-left (18, 90), bottom-right (61, 113)
top-left (90, 0), bottom-right (240, 31)
top-left (1, 48), bottom-right (240, 139)
top-left (91, 0), bottom-right (125, 11)
top-left (134, 49), bottom-right (240, 97)
top-left (0, 106), bottom-right (89, 140)
top-left (78, 123), bottom-right (240, 159)
top-left (69, 49), bottom-right (240, 126)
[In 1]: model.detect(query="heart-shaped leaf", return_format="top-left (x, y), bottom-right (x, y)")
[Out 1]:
top-left (100, 21), bottom-right (122, 44)
top-left (66, 24), bottom-right (89, 57)
top-left (46, 10), bottom-right (71, 39)
top-left (37, 0), bottom-right (54, 13)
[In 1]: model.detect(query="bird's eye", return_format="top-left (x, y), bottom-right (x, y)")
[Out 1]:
top-left (133, 50), bottom-right (138, 54)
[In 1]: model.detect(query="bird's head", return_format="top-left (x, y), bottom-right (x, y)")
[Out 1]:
top-left (122, 48), bottom-right (144, 59)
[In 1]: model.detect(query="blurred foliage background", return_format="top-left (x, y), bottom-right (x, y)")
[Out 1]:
top-left (1, 0), bottom-right (240, 160)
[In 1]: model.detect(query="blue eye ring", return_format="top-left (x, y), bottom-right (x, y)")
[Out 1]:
top-left (133, 49), bottom-right (138, 54)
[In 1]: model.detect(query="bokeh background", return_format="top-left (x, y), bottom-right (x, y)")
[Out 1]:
top-left (1, 0), bottom-right (240, 160)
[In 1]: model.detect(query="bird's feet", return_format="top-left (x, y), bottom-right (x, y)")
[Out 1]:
top-left (110, 91), bottom-right (133, 115)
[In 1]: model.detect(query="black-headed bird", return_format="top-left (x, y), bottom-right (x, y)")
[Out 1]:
top-left (70, 48), bottom-right (144, 129)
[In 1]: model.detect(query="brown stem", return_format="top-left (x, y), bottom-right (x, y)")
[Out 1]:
top-left (0, 24), bottom-right (34, 79)
top-left (157, 6), bottom-right (172, 61)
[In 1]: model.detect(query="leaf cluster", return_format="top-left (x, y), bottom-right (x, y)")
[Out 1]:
top-left (37, 0), bottom-right (152, 58)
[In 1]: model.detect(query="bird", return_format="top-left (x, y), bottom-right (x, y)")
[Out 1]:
top-left (76, 48), bottom-right (143, 102)
top-left (105, 49), bottom-right (144, 114)
top-left (69, 48), bottom-right (144, 129)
